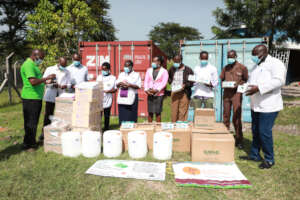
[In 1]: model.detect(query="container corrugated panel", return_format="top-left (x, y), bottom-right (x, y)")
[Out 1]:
top-left (79, 41), bottom-right (168, 117)
top-left (181, 38), bottom-right (267, 122)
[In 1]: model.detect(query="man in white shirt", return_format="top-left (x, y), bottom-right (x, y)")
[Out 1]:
top-left (96, 62), bottom-right (117, 131)
top-left (67, 53), bottom-right (88, 90)
top-left (40, 57), bottom-right (71, 141)
top-left (242, 44), bottom-right (286, 169)
top-left (116, 60), bottom-right (142, 125)
top-left (192, 51), bottom-right (219, 108)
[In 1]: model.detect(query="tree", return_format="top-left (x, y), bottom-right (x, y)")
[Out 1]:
top-left (27, 0), bottom-right (116, 69)
top-left (149, 22), bottom-right (203, 58)
top-left (0, 0), bottom-right (38, 61)
top-left (212, 0), bottom-right (300, 48)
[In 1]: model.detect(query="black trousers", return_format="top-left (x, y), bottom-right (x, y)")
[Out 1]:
top-left (22, 99), bottom-right (42, 146)
top-left (103, 106), bottom-right (111, 131)
top-left (43, 102), bottom-right (55, 127)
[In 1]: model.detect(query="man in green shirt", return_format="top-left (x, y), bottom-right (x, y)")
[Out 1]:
top-left (20, 49), bottom-right (56, 151)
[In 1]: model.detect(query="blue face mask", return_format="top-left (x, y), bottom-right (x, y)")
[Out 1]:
top-left (59, 66), bottom-right (66, 71)
top-left (152, 63), bottom-right (158, 69)
top-left (200, 60), bottom-right (208, 66)
top-left (173, 63), bottom-right (180, 68)
top-left (251, 55), bottom-right (261, 64)
top-left (73, 61), bottom-right (81, 67)
top-left (124, 67), bottom-right (131, 73)
top-left (35, 59), bottom-right (43, 66)
top-left (102, 70), bottom-right (109, 76)
top-left (228, 58), bottom-right (236, 65)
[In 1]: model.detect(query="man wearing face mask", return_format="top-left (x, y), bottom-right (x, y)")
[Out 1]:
top-left (220, 50), bottom-right (248, 149)
top-left (144, 56), bottom-right (169, 122)
top-left (40, 57), bottom-right (71, 142)
top-left (20, 49), bottom-right (56, 151)
top-left (192, 51), bottom-right (219, 108)
top-left (116, 60), bottom-right (142, 125)
top-left (241, 44), bottom-right (286, 169)
top-left (96, 62), bottom-right (117, 131)
top-left (67, 53), bottom-right (88, 90)
top-left (168, 55), bottom-right (194, 122)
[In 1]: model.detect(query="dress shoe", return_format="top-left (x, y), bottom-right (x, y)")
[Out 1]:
top-left (259, 161), bottom-right (274, 169)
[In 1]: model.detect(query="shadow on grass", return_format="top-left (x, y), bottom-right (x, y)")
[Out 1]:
top-left (0, 143), bottom-right (24, 161)
top-left (0, 102), bottom-right (22, 109)
top-left (242, 137), bottom-right (253, 156)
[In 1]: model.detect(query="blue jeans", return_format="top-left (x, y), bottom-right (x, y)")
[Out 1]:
top-left (250, 110), bottom-right (279, 164)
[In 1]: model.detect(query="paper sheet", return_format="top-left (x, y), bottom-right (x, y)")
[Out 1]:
top-left (86, 160), bottom-right (166, 181)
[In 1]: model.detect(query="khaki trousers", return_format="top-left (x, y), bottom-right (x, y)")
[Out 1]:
top-left (171, 91), bottom-right (190, 122)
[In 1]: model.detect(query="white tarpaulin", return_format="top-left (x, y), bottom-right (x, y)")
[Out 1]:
top-left (172, 162), bottom-right (251, 188)
top-left (86, 160), bottom-right (166, 181)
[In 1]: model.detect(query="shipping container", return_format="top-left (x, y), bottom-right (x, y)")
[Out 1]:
top-left (79, 41), bottom-right (168, 117)
top-left (181, 38), bottom-right (268, 122)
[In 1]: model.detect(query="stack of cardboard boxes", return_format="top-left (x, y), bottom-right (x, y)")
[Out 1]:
top-left (72, 82), bottom-right (103, 132)
top-left (191, 108), bottom-right (235, 163)
top-left (53, 95), bottom-right (74, 124)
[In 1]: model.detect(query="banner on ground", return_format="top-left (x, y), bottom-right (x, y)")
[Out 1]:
top-left (172, 162), bottom-right (251, 189)
top-left (86, 159), bottom-right (166, 181)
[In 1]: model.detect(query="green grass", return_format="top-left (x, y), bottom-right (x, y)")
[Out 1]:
top-left (0, 90), bottom-right (300, 199)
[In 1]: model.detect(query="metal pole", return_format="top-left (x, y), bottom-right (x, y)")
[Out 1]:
top-left (13, 61), bottom-right (18, 87)
top-left (6, 52), bottom-right (14, 104)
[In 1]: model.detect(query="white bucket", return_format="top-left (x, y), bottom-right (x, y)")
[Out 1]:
top-left (103, 130), bottom-right (122, 158)
top-left (128, 131), bottom-right (147, 159)
top-left (61, 132), bottom-right (81, 157)
top-left (153, 132), bottom-right (173, 160)
top-left (81, 131), bottom-right (101, 158)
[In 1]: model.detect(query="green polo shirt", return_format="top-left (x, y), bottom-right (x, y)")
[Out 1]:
top-left (20, 58), bottom-right (45, 100)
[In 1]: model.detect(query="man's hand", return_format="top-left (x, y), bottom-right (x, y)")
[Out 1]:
top-left (246, 85), bottom-right (259, 96)
top-left (47, 74), bottom-right (56, 80)
top-left (53, 83), bottom-right (59, 88)
top-left (60, 85), bottom-right (67, 89)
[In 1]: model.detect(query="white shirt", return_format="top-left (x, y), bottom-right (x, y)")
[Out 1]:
top-left (193, 63), bottom-right (219, 98)
top-left (66, 63), bottom-right (88, 86)
top-left (249, 55), bottom-right (286, 113)
top-left (96, 74), bottom-right (116, 109)
top-left (116, 71), bottom-right (141, 105)
top-left (43, 65), bottom-right (71, 103)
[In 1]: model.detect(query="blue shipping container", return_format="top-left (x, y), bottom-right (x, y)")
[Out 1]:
top-left (181, 38), bottom-right (267, 122)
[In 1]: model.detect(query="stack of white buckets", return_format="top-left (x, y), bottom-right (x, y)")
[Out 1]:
top-left (61, 130), bottom-right (173, 160)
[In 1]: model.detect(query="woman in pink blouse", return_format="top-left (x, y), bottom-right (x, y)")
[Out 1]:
top-left (144, 56), bottom-right (169, 122)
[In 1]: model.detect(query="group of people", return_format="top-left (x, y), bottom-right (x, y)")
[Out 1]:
top-left (20, 44), bottom-right (286, 169)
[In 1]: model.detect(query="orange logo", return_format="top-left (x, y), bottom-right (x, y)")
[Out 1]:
top-left (182, 167), bottom-right (200, 175)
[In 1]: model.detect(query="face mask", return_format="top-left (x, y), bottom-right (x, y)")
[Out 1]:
top-left (152, 63), bottom-right (158, 69)
top-left (102, 70), bottom-right (109, 76)
top-left (173, 63), bottom-right (180, 68)
top-left (59, 66), bottom-right (66, 71)
top-left (251, 55), bottom-right (261, 64)
top-left (200, 60), bottom-right (208, 66)
top-left (124, 67), bottom-right (131, 73)
top-left (228, 58), bottom-right (236, 65)
top-left (73, 61), bottom-right (81, 67)
top-left (35, 59), bottom-right (43, 66)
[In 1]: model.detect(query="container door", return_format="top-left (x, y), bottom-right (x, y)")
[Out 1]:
top-left (114, 43), bottom-right (151, 117)
top-left (181, 40), bottom-right (223, 122)
top-left (222, 39), bottom-right (265, 122)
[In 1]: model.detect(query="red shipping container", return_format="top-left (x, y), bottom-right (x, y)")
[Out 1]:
top-left (79, 41), bottom-right (168, 117)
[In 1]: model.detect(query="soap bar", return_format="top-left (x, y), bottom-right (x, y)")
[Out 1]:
top-left (222, 81), bottom-right (236, 88)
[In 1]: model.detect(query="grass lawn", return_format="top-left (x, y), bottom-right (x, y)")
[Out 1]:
top-left (0, 89), bottom-right (300, 199)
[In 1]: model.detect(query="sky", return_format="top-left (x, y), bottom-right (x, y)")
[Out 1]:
top-left (108, 0), bottom-right (225, 41)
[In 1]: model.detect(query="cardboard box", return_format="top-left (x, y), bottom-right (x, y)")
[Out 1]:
top-left (192, 123), bottom-right (229, 134)
top-left (44, 123), bottom-right (71, 154)
top-left (72, 125), bottom-right (102, 132)
top-left (194, 108), bottom-right (216, 125)
top-left (72, 111), bottom-right (101, 128)
top-left (120, 123), bottom-right (156, 150)
top-left (73, 100), bottom-right (102, 115)
top-left (55, 97), bottom-right (74, 113)
top-left (155, 124), bottom-right (191, 153)
top-left (54, 110), bottom-right (72, 124)
top-left (191, 133), bottom-right (235, 163)
top-left (75, 88), bottom-right (103, 102)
